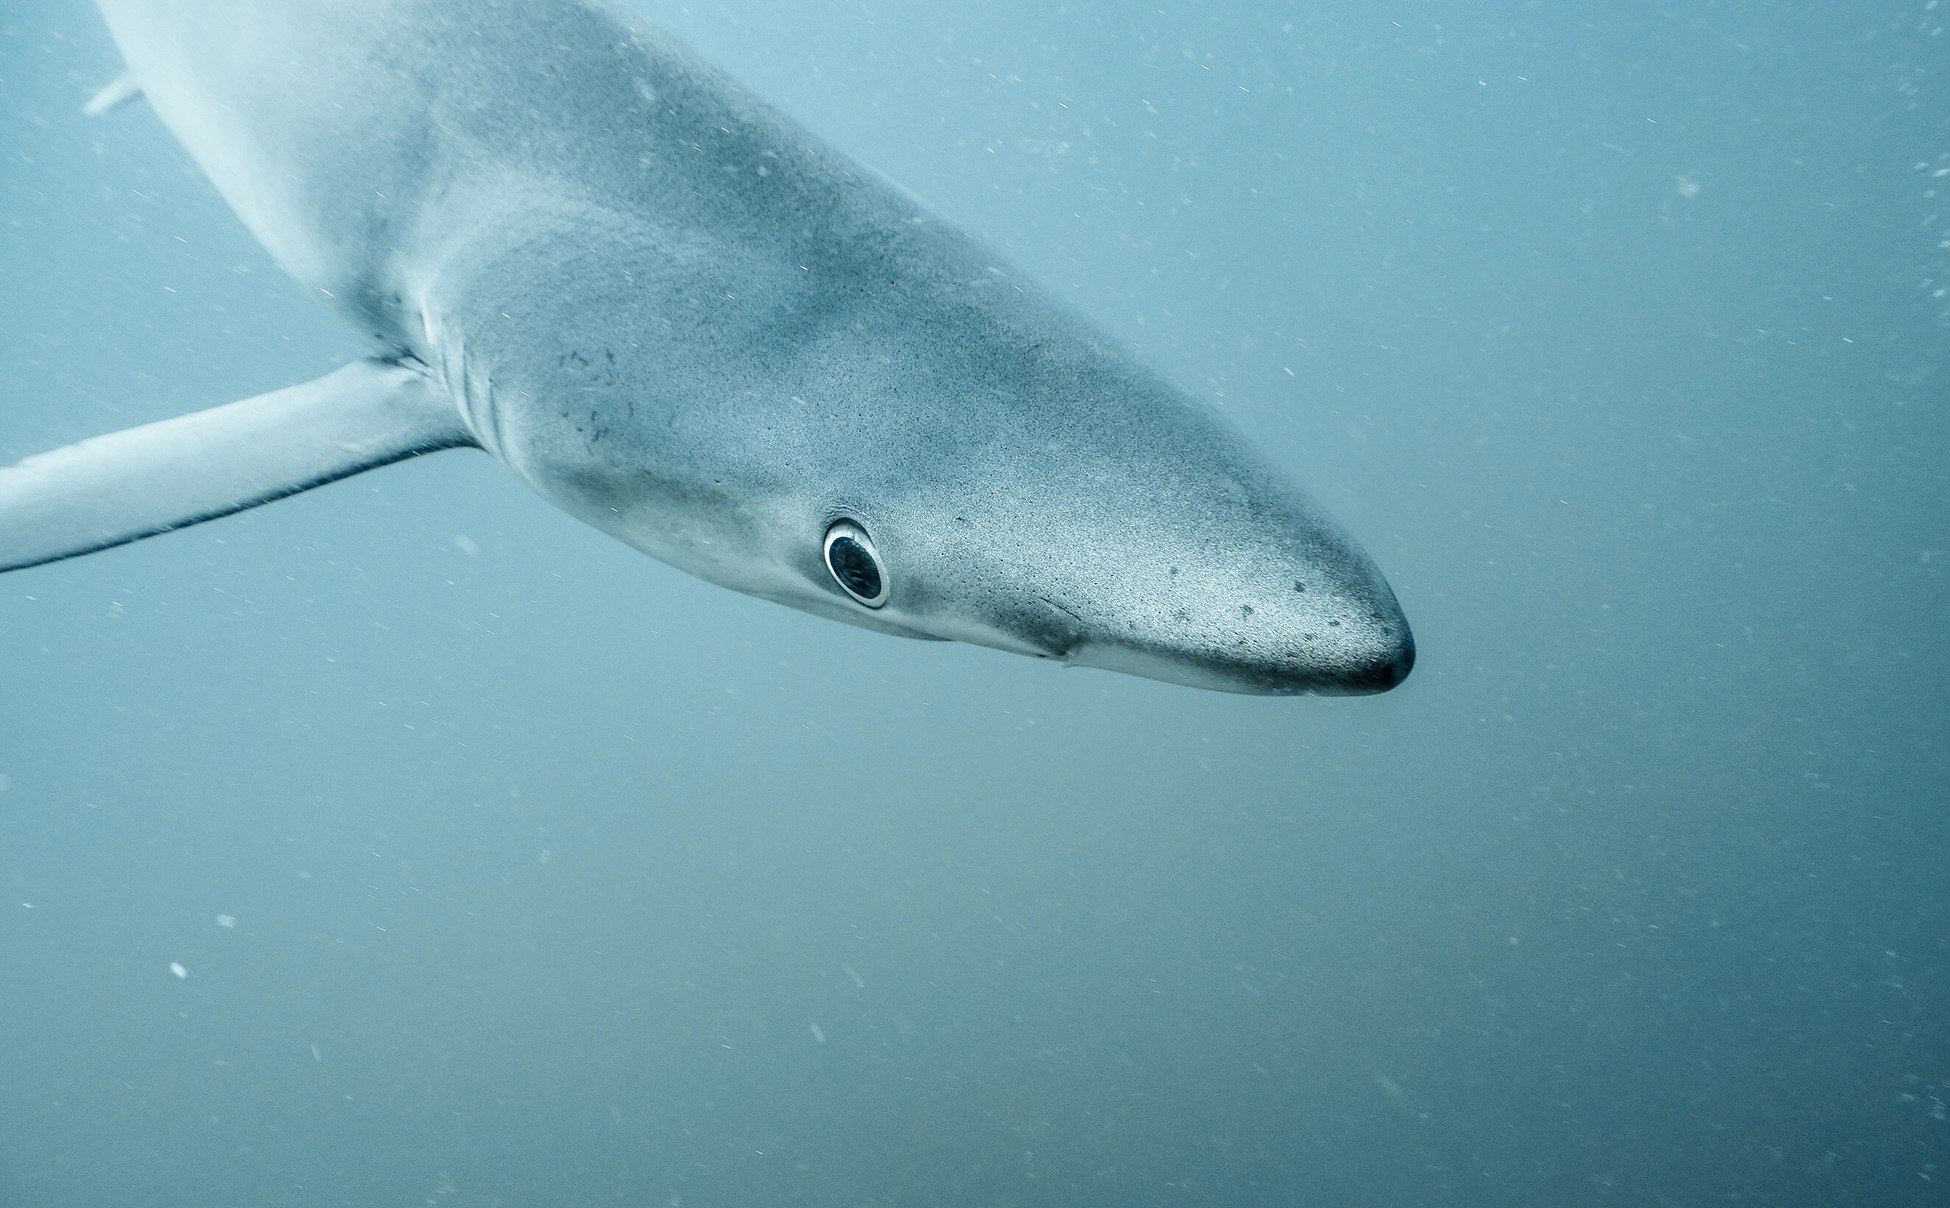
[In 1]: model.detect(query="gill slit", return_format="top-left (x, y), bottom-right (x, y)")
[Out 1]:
top-left (422, 305), bottom-right (505, 462)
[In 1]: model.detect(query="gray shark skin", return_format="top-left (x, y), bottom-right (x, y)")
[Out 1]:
top-left (0, 0), bottom-right (1413, 695)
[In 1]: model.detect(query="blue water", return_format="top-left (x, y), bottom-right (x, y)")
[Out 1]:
top-left (2, 1), bottom-right (1945, 1204)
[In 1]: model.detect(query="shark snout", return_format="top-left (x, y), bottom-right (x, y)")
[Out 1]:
top-left (1060, 607), bottom-right (1412, 696)
top-left (1331, 624), bottom-right (1415, 694)
top-left (1036, 548), bottom-right (1415, 695)
top-left (1296, 579), bottom-right (1415, 695)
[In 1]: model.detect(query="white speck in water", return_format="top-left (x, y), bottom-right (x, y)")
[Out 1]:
top-left (169, 962), bottom-right (187, 979)
top-left (841, 962), bottom-right (865, 988)
top-left (808, 1022), bottom-right (826, 1044)
top-left (216, 914), bottom-right (237, 929)
top-left (455, 534), bottom-right (480, 557)
top-left (311, 1043), bottom-right (323, 1062)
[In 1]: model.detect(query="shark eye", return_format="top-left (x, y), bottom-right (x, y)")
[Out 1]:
top-left (823, 520), bottom-right (887, 607)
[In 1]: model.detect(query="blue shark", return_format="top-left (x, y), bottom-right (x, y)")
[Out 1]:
top-left (0, 0), bottom-right (1412, 694)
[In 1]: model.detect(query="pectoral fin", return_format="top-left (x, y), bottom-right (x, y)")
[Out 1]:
top-left (0, 358), bottom-right (474, 572)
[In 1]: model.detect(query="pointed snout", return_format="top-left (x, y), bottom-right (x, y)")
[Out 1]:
top-left (1066, 614), bottom-right (1413, 696)
top-left (1323, 623), bottom-right (1415, 695)
top-left (1052, 564), bottom-right (1415, 696)
top-left (1295, 579), bottom-right (1415, 695)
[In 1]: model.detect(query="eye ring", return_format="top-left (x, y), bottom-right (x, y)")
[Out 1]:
top-left (823, 520), bottom-right (888, 608)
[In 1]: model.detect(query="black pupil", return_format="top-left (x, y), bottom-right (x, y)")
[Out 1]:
top-left (828, 536), bottom-right (881, 600)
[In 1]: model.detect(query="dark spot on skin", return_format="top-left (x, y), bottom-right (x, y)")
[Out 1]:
top-left (1240, 604), bottom-right (1255, 619)
top-left (1169, 567), bottom-right (1180, 577)
top-left (1328, 619), bottom-right (1341, 627)
top-left (1293, 581), bottom-right (1307, 593)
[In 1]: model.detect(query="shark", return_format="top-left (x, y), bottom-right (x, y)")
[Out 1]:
top-left (0, 0), bottom-right (1414, 695)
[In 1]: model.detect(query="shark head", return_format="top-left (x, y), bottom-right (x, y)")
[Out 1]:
top-left (478, 199), bottom-right (1411, 698)
top-left (759, 361), bottom-right (1413, 696)
top-left (536, 241), bottom-right (1414, 697)
top-left (790, 478), bottom-right (1414, 697)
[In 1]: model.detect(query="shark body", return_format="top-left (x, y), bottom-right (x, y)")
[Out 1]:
top-left (0, 0), bottom-right (1414, 695)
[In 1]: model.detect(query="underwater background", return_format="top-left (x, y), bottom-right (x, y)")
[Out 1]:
top-left (2, 0), bottom-right (1945, 1204)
